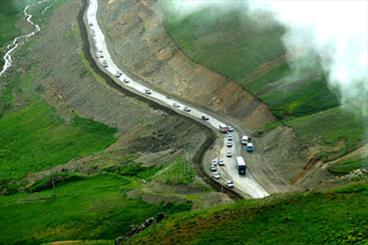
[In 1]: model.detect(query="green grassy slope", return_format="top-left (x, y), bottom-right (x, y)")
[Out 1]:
top-left (329, 157), bottom-right (368, 175)
top-left (0, 70), bottom-right (117, 181)
top-left (0, 101), bottom-right (117, 180)
top-left (128, 182), bottom-right (368, 244)
top-left (0, 174), bottom-right (191, 244)
top-left (285, 107), bottom-right (368, 161)
top-left (162, 2), bottom-right (339, 119)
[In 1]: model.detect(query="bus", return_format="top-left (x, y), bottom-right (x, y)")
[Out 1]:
top-left (236, 156), bottom-right (247, 175)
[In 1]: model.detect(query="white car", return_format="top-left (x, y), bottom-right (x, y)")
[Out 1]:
top-left (102, 60), bottom-right (108, 68)
top-left (173, 102), bottom-right (180, 108)
top-left (183, 106), bottom-right (191, 112)
top-left (211, 160), bottom-right (218, 165)
top-left (241, 135), bottom-right (249, 145)
top-left (123, 79), bottom-right (130, 84)
top-left (226, 151), bottom-right (232, 158)
top-left (227, 142), bottom-right (233, 148)
top-left (210, 165), bottom-right (217, 172)
top-left (228, 126), bottom-right (234, 132)
top-left (145, 89), bottom-right (152, 95)
top-left (225, 180), bottom-right (234, 188)
top-left (212, 172), bottom-right (221, 179)
top-left (218, 160), bottom-right (224, 166)
top-left (115, 71), bottom-right (122, 78)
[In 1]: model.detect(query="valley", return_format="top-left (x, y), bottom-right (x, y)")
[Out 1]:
top-left (0, 0), bottom-right (366, 244)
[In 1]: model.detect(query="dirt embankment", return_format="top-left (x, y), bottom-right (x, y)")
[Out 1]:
top-left (97, 0), bottom-right (274, 130)
top-left (95, 0), bottom-right (352, 192)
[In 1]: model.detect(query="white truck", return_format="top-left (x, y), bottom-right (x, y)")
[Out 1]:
top-left (236, 156), bottom-right (247, 175)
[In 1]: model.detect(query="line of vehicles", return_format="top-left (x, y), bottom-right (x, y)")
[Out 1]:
top-left (98, 45), bottom-right (255, 191)
top-left (210, 124), bottom-right (255, 189)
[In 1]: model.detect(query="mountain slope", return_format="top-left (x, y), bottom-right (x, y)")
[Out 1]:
top-left (128, 181), bottom-right (368, 244)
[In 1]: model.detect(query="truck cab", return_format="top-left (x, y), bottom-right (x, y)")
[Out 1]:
top-left (219, 125), bottom-right (228, 134)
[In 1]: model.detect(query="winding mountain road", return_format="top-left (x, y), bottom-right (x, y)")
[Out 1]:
top-left (85, 0), bottom-right (269, 199)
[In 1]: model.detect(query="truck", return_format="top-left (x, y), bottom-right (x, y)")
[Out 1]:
top-left (241, 135), bottom-right (250, 145)
top-left (236, 156), bottom-right (247, 175)
top-left (219, 124), bottom-right (228, 134)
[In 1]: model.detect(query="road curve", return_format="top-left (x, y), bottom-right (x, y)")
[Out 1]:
top-left (0, 6), bottom-right (40, 79)
top-left (85, 0), bottom-right (269, 199)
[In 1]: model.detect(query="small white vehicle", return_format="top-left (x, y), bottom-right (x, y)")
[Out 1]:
top-left (201, 115), bottom-right (209, 120)
top-left (211, 160), bottom-right (218, 165)
top-left (115, 71), bottom-right (122, 78)
top-left (225, 180), bottom-right (234, 188)
top-left (227, 135), bottom-right (232, 141)
top-left (99, 54), bottom-right (104, 58)
top-left (210, 165), bottom-right (217, 172)
top-left (227, 142), bottom-right (233, 148)
top-left (145, 89), bottom-right (152, 95)
top-left (173, 102), bottom-right (180, 108)
top-left (241, 135), bottom-right (250, 145)
top-left (183, 106), bottom-right (191, 112)
top-left (218, 160), bottom-right (225, 166)
top-left (102, 60), bottom-right (108, 68)
top-left (228, 126), bottom-right (234, 132)
top-left (123, 79), bottom-right (130, 84)
top-left (226, 151), bottom-right (232, 158)
top-left (212, 172), bottom-right (221, 179)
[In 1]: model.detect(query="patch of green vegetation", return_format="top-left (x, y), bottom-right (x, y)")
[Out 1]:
top-left (104, 159), bottom-right (163, 181)
top-left (0, 174), bottom-right (191, 244)
top-left (27, 172), bottom-right (87, 193)
top-left (153, 157), bottom-right (195, 185)
top-left (285, 106), bottom-right (367, 160)
top-left (0, 101), bottom-right (117, 181)
top-left (162, 2), bottom-right (286, 82)
top-left (128, 181), bottom-right (368, 244)
top-left (261, 76), bottom-right (339, 119)
top-left (329, 157), bottom-right (368, 175)
top-left (161, 2), bottom-right (339, 118)
top-left (42, 241), bottom-right (114, 245)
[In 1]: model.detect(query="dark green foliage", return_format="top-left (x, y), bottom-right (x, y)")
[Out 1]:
top-left (105, 160), bottom-right (163, 180)
top-left (329, 157), bottom-right (368, 175)
top-left (27, 172), bottom-right (87, 193)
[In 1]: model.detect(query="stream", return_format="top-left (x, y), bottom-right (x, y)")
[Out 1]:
top-left (0, 5), bottom-right (41, 78)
